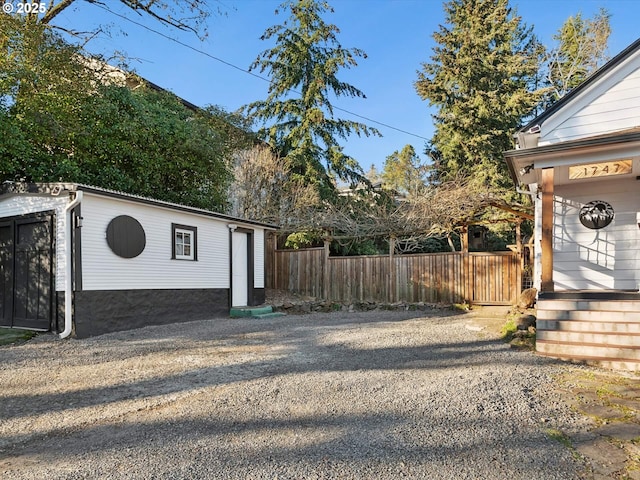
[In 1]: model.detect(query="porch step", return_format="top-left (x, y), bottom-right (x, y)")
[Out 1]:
top-left (537, 330), bottom-right (640, 347)
top-left (538, 320), bottom-right (640, 334)
top-left (537, 299), bottom-right (640, 314)
top-left (537, 307), bottom-right (640, 322)
top-left (229, 306), bottom-right (286, 319)
top-left (536, 341), bottom-right (640, 372)
top-left (536, 293), bottom-right (640, 371)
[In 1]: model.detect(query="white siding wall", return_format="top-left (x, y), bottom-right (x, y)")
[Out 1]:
top-left (541, 65), bottom-right (640, 145)
top-left (253, 228), bottom-right (265, 289)
top-left (0, 194), bottom-right (70, 291)
top-left (81, 194), bottom-right (236, 291)
top-left (552, 178), bottom-right (640, 290)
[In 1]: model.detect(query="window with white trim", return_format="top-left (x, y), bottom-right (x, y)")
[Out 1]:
top-left (172, 224), bottom-right (197, 261)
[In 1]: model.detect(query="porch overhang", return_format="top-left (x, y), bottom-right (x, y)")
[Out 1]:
top-left (504, 128), bottom-right (640, 294)
top-left (504, 128), bottom-right (640, 188)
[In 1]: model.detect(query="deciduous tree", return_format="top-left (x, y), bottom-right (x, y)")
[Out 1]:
top-left (227, 144), bottom-right (319, 227)
top-left (0, 15), bottom-right (236, 211)
top-left (10, 0), bottom-right (217, 40)
top-left (545, 8), bottom-right (610, 103)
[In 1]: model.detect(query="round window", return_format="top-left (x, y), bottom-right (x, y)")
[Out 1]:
top-left (106, 215), bottom-right (146, 258)
top-left (579, 200), bottom-right (614, 230)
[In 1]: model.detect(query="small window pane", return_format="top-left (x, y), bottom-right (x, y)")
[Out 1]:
top-left (173, 225), bottom-right (196, 261)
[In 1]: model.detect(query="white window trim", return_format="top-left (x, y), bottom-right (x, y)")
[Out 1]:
top-left (172, 223), bottom-right (197, 261)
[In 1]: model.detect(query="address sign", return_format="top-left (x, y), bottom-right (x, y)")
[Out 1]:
top-left (569, 160), bottom-right (632, 180)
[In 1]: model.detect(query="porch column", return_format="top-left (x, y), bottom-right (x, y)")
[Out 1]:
top-left (540, 167), bottom-right (554, 292)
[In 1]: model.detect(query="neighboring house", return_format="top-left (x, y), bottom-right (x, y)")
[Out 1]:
top-left (504, 38), bottom-right (640, 371)
top-left (0, 183), bottom-right (276, 338)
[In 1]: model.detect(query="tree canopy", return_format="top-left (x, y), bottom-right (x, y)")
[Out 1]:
top-left (0, 14), bottom-right (239, 211)
top-left (415, 0), bottom-right (544, 190)
top-left (544, 8), bottom-right (610, 103)
top-left (244, 0), bottom-right (380, 199)
top-left (381, 145), bottom-right (429, 197)
top-left (20, 0), bottom-right (216, 40)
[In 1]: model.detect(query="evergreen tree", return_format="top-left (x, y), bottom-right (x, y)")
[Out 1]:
top-left (415, 0), bottom-right (544, 189)
top-left (244, 0), bottom-right (380, 198)
top-left (364, 164), bottom-right (381, 184)
top-left (545, 9), bottom-right (610, 102)
top-left (381, 145), bottom-right (428, 197)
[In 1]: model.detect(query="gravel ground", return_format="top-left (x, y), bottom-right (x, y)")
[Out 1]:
top-left (0, 309), bottom-right (591, 479)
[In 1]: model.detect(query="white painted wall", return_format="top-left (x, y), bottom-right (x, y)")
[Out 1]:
top-left (80, 193), bottom-right (269, 292)
top-left (253, 228), bottom-right (265, 289)
top-left (552, 178), bottom-right (640, 290)
top-left (0, 190), bottom-right (270, 294)
top-left (540, 63), bottom-right (640, 146)
top-left (0, 194), bottom-right (70, 291)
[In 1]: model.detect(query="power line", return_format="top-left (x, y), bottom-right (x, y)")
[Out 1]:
top-left (92, 3), bottom-right (430, 142)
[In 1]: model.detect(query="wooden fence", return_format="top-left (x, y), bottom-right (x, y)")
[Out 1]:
top-left (267, 240), bottom-right (522, 306)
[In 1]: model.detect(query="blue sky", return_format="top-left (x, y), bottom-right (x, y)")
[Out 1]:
top-left (52, 0), bottom-right (640, 173)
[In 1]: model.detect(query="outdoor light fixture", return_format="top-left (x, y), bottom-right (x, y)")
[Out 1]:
top-left (520, 164), bottom-right (534, 175)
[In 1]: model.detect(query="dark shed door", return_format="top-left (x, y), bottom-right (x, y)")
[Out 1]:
top-left (0, 221), bottom-right (14, 326)
top-left (0, 215), bottom-right (53, 330)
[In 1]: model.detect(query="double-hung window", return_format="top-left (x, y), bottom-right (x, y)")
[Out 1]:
top-left (172, 224), bottom-right (197, 261)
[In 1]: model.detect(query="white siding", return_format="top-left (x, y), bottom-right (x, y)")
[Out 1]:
top-left (0, 194), bottom-right (70, 291)
top-left (552, 179), bottom-right (640, 290)
top-left (253, 228), bottom-right (265, 289)
top-left (541, 65), bottom-right (640, 145)
top-left (81, 194), bottom-right (233, 291)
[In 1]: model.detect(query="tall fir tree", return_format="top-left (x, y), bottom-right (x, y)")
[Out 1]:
top-left (244, 0), bottom-right (380, 198)
top-left (415, 0), bottom-right (544, 189)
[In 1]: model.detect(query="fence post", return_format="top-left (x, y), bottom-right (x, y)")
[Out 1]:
top-left (460, 226), bottom-right (471, 305)
top-left (389, 236), bottom-right (395, 303)
top-left (322, 239), bottom-right (331, 300)
top-left (516, 220), bottom-right (523, 297)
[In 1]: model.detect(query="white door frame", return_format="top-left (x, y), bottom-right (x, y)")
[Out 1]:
top-left (229, 226), bottom-right (254, 307)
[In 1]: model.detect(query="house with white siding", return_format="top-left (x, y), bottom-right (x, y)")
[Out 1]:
top-left (504, 38), bottom-right (640, 370)
top-left (0, 183), bottom-right (276, 338)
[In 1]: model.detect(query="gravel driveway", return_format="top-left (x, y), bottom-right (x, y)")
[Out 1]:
top-left (0, 309), bottom-right (589, 479)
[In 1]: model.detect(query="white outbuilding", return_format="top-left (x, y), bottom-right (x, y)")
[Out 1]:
top-left (0, 183), bottom-right (276, 338)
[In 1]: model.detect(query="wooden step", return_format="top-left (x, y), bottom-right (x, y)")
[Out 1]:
top-left (537, 330), bottom-right (640, 347)
top-left (536, 341), bottom-right (640, 371)
top-left (537, 299), bottom-right (640, 313)
top-left (537, 319), bottom-right (640, 334)
top-left (534, 294), bottom-right (640, 371)
top-left (536, 308), bottom-right (640, 322)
